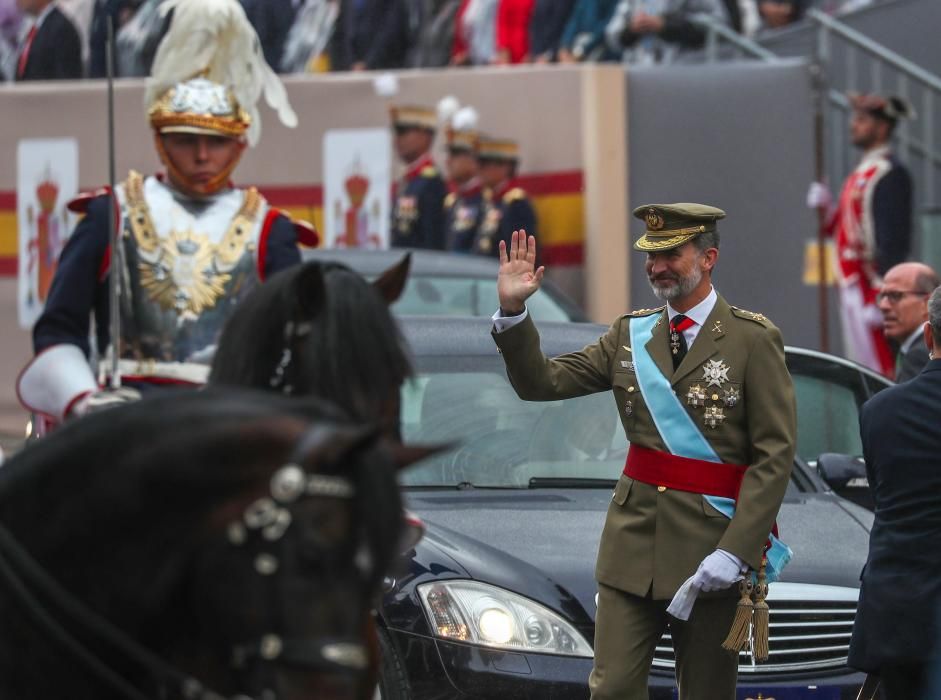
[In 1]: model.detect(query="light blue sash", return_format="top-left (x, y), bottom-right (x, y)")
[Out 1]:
top-left (628, 312), bottom-right (791, 582)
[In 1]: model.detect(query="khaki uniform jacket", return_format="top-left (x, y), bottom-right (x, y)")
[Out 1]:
top-left (492, 294), bottom-right (796, 600)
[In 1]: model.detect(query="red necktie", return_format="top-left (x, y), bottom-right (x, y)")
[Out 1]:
top-left (17, 25), bottom-right (37, 80)
top-left (669, 314), bottom-right (695, 368)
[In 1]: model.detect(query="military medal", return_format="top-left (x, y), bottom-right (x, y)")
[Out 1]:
top-left (701, 359), bottom-right (731, 387)
top-left (686, 384), bottom-right (706, 408)
top-left (670, 330), bottom-right (681, 356)
top-left (704, 405), bottom-right (725, 428)
top-left (723, 387), bottom-right (740, 408)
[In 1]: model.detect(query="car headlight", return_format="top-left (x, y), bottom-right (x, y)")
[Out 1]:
top-left (417, 580), bottom-right (593, 658)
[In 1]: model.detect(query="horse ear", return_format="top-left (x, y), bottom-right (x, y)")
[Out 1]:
top-left (296, 423), bottom-right (381, 471)
top-left (387, 442), bottom-right (454, 472)
top-left (293, 263), bottom-right (326, 319)
top-left (372, 253), bottom-right (411, 305)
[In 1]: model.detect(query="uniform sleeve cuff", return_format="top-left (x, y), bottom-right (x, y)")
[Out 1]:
top-left (492, 306), bottom-right (529, 333)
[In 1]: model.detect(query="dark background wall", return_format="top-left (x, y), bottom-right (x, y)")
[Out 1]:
top-left (626, 60), bottom-right (841, 351)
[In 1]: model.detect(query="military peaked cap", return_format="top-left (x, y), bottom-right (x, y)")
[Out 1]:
top-left (632, 202), bottom-right (726, 252)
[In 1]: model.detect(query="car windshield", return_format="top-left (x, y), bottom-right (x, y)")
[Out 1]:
top-left (401, 365), bottom-right (806, 496)
top-left (391, 276), bottom-right (571, 322)
top-left (401, 370), bottom-right (628, 487)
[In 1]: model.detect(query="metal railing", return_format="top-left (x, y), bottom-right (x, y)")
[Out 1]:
top-left (694, 8), bottom-right (941, 210)
top-left (809, 8), bottom-right (940, 209)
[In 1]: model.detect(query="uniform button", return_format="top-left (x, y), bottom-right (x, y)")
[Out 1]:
top-left (657, 486), bottom-right (667, 493)
top-left (627, 386), bottom-right (635, 392)
top-left (712, 394), bottom-right (719, 401)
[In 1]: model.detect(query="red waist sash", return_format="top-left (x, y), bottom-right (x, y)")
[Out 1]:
top-left (624, 445), bottom-right (747, 500)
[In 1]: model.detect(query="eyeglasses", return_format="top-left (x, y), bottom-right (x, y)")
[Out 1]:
top-left (875, 290), bottom-right (930, 304)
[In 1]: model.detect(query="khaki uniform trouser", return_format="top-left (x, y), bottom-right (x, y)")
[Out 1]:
top-left (589, 582), bottom-right (739, 700)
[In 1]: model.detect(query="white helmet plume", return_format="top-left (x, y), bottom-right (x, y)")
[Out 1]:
top-left (145, 0), bottom-right (297, 146)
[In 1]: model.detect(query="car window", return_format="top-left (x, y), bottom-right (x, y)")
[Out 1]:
top-left (401, 370), bottom-right (801, 496)
top-left (786, 353), bottom-right (871, 464)
top-left (390, 276), bottom-right (571, 322)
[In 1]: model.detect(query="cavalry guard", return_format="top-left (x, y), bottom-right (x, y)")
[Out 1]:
top-left (390, 105), bottom-right (448, 250)
top-left (16, 0), bottom-right (315, 429)
top-left (474, 135), bottom-right (538, 259)
top-left (442, 108), bottom-right (484, 253)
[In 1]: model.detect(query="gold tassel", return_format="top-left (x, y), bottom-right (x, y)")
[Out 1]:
top-left (721, 577), bottom-right (754, 653)
top-left (751, 557), bottom-right (770, 662)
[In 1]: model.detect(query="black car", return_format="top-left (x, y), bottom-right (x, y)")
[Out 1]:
top-left (301, 248), bottom-right (587, 322)
top-left (376, 317), bottom-right (889, 700)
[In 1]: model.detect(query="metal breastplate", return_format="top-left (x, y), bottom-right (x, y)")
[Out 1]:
top-left (116, 172), bottom-right (267, 363)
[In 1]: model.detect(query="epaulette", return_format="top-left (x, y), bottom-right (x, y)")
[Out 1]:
top-left (420, 165), bottom-right (439, 178)
top-left (730, 306), bottom-right (772, 326)
top-left (502, 187), bottom-right (527, 204)
top-left (627, 306), bottom-right (665, 317)
top-left (67, 187), bottom-right (111, 214)
top-left (444, 192), bottom-right (457, 208)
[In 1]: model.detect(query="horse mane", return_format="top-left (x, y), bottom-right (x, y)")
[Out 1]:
top-left (0, 388), bottom-right (405, 698)
top-left (209, 261), bottom-right (413, 424)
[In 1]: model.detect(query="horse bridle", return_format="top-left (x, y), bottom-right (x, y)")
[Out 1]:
top-left (0, 424), bottom-right (374, 700)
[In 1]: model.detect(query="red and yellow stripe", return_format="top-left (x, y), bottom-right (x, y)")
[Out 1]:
top-left (0, 170), bottom-right (584, 275)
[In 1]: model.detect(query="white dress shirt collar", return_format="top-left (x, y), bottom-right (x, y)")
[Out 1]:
top-left (667, 287), bottom-right (718, 347)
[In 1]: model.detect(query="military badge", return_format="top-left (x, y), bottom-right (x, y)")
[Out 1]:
top-left (704, 406), bottom-right (725, 429)
top-left (645, 208), bottom-right (664, 231)
top-left (624, 401), bottom-right (633, 417)
top-left (723, 387), bottom-right (740, 408)
top-left (701, 359), bottom-right (731, 388)
top-left (686, 384), bottom-right (706, 408)
top-left (620, 360), bottom-right (635, 372)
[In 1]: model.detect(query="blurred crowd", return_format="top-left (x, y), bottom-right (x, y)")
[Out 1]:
top-left (4, 0), bottom-right (884, 81)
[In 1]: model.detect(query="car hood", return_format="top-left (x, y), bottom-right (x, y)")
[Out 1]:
top-left (404, 488), bottom-right (871, 619)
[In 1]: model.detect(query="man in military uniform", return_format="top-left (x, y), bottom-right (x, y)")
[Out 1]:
top-left (390, 105), bottom-right (448, 250)
top-left (474, 135), bottom-right (537, 258)
top-left (16, 0), bottom-right (315, 429)
top-left (810, 93), bottom-right (915, 377)
top-left (443, 125), bottom-right (485, 253)
top-left (491, 206), bottom-right (796, 700)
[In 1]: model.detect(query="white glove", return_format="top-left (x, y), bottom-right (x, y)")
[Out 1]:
top-left (69, 387), bottom-right (142, 418)
top-left (806, 181), bottom-right (832, 210)
top-left (691, 549), bottom-right (745, 593)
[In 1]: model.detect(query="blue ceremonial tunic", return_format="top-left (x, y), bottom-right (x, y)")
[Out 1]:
top-left (391, 155), bottom-right (448, 250)
top-left (474, 183), bottom-right (538, 259)
top-left (444, 183), bottom-right (485, 253)
top-left (33, 193), bottom-right (301, 358)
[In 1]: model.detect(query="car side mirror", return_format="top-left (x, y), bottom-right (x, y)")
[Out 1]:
top-left (816, 453), bottom-right (873, 510)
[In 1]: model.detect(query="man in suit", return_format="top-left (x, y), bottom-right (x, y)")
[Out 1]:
top-left (389, 104), bottom-right (448, 250)
top-left (474, 135), bottom-right (537, 259)
top-left (15, 0), bottom-right (82, 80)
top-left (491, 205), bottom-right (796, 699)
top-left (877, 262), bottom-right (939, 382)
top-left (849, 286), bottom-right (941, 699)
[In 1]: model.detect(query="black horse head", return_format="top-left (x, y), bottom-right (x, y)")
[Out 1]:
top-left (0, 388), bottom-right (431, 700)
top-left (208, 256), bottom-right (412, 437)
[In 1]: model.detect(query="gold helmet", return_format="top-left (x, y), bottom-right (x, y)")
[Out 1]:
top-left (144, 0), bottom-right (297, 193)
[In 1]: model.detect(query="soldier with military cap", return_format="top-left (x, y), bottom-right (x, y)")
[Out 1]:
top-left (390, 105), bottom-right (448, 250)
top-left (442, 107), bottom-right (485, 253)
top-left (474, 135), bottom-right (538, 259)
top-left (16, 0), bottom-right (315, 431)
top-left (491, 205), bottom-right (796, 699)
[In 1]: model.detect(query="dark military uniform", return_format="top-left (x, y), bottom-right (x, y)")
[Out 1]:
top-left (475, 180), bottom-right (538, 258)
top-left (444, 179), bottom-right (485, 253)
top-left (492, 204), bottom-right (796, 700)
top-left (391, 153), bottom-right (448, 250)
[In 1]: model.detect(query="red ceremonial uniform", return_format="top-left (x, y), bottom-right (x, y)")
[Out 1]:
top-left (828, 145), bottom-right (912, 377)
